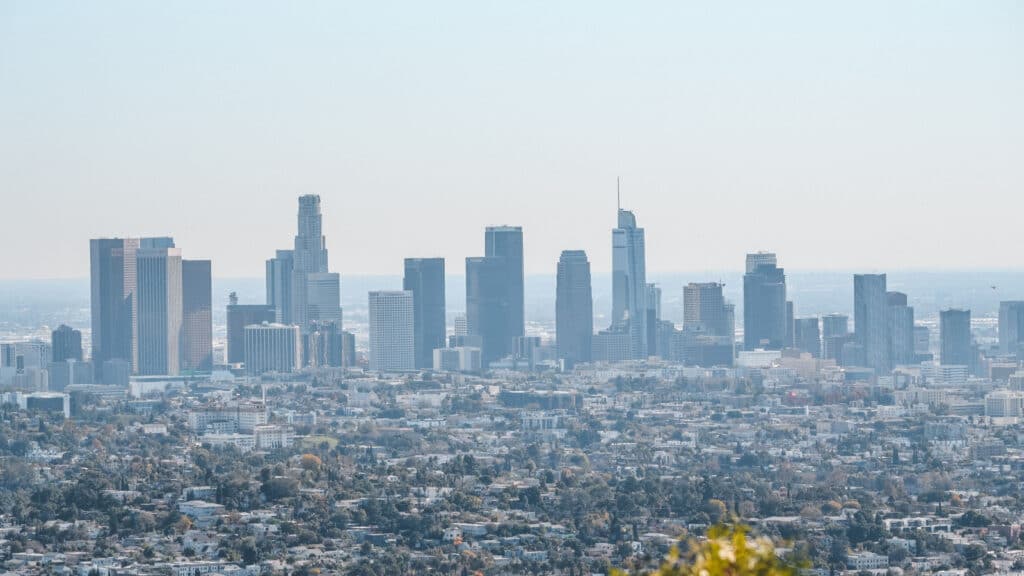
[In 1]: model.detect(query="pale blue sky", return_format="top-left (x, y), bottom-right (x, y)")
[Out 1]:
top-left (1, 1), bottom-right (1021, 279)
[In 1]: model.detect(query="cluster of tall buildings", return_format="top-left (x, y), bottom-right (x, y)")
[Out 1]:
top-left (75, 193), bottom-right (1024, 381)
top-left (89, 237), bottom-right (211, 382)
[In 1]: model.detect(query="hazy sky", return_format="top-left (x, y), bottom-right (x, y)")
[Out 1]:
top-left (1, 1), bottom-right (1021, 279)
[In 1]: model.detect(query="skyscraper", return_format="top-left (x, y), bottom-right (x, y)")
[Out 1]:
top-left (485, 225), bottom-right (525, 340)
top-left (785, 301), bottom-right (795, 348)
top-left (306, 272), bottom-right (342, 325)
top-left (181, 260), bottom-right (212, 372)
top-left (266, 249), bottom-right (294, 324)
top-left (793, 317), bottom-right (821, 357)
top-left (743, 253), bottom-right (786, 350)
top-left (822, 313), bottom-right (851, 362)
top-left (290, 195), bottom-right (331, 331)
top-left (683, 282), bottom-right (730, 337)
top-left (646, 283), bottom-right (661, 356)
top-left (51, 324), bottom-right (82, 363)
top-left (90, 237), bottom-right (140, 379)
top-left (999, 301), bottom-right (1024, 356)
top-left (887, 291), bottom-right (915, 367)
top-left (555, 250), bottom-right (593, 368)
top-left (136, 243), bottom-right (183, 376)
top-left (466, 227), bottom-right (524, 367)
top-left (940, 308), bottom-right (972, 366)
top-left (226, 293), bottom-right (276, 365)
top-left (466, 256), bottom-right (512, 367)
top-left (368, 291), bottom-right (415, 372)
top-left (612, 208), bottom-right (647, 359)
top-left (854, 274), bottom-right (890, 374)
top-left (403, 258), bottom-right (446, 369)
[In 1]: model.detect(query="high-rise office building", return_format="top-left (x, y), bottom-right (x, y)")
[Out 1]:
top-left (307, 272), bottom-right (342, 325)
top-left (793, 317), bottom-right (821, 357)
top-left (290, 195), bottom-right (331, 331)
top-left (466, 256), bottom-right (512, 367)
top-left (466, 227), bottom-right (524, 367)
top-left (745, 252), bottom-right (777, 274)
top-left (821, 313), bottom-right (850, 362)
top-left (612, 208), bottom-right (647, 359)
top-left (368, 291), bottom-right (415, 372)
top-left (181, 260), bottom-right (212, 372)
top-left (999, 301), bottom-right (1024, 356)
top-left (485, 225), bottom-right (525, 340)
top-left (266, 250), bottom-right (294, 324)
top-left (226, 293), bottom-right (276, 364)
top-left (51, 324), bottom-right (82, 363)
top-left (683, 282), bottom-right (729, 337)
top-left (136, 244), bottom-right (182, 376)
top-left (887, 291), bottom-right (915, 367)
top-left (555, 250), bottom-right (593, 368)
top-left (90, 237), bottom-right (140, 379)
top-left (854, 274), bottom-right (890, 374)
top-left (940, 308), bottom-right (972, 366)
top-left (404, 258), bottom-right (446, 369)
top-left (914, 325), bottom-right (931, 356)
top-left (743, 253), bottom-right (786, 350)
top-left (244, 323), bottom-right (301, 376)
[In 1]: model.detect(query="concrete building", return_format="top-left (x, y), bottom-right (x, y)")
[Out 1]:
top-left (243, 323), bottom-right (301, 376)
top-left (225, 294), bottom-right (276, 365)
top-left (136, 243), bottom-right (182, 376)
top-left (368, 291), bottom-right (415, 372)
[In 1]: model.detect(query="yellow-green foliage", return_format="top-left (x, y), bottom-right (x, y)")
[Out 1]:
top-left (613, 525), bottom-right (802, 576)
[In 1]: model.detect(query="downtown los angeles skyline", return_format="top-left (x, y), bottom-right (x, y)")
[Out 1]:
top-left (1, 1), bottom-right (1023, 279)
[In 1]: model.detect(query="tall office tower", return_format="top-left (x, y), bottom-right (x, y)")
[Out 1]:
top-left (914, 325), bottom-right (931, 356)
top-left (404, 258), bottom-right (447, 369)
top-left (51, 324), bottom-right (82, 363)
top-left (136, 244), bottom-right (183, 376)
top-left (822, 314), bottom-right (849, 339)
top-left (340, 331), bottom-right (357, 367)
top-left (466, 256), bottom-right (512, 367)
top-left (745, 251), bottom-right (777, 274)
top-left (244, 323), bottom-right (301, 376)
top-left (785, 301), bottom-right (795, 348)
top-left (266, 250), bottom-right (294, 324)
top-left (290, 195), bottom-right (331, 331)
top-left (226, 293), bottom-right (276, 364)
top-left (465, 227), bottom-right (524, 367)
top-left (821, 313), bottom-right (850, 361)
top-left (90, 237), bottom-right (140, 379)
top-left (940, 308), bottom-right (972, 366)
top-left (683, 282), bottom-right (729, 336)
top-left (854, 274), bottom-right (890, 374)
top-left (793, 318), bottom-right (821, 357)
top-left (999, 301), bottom-right (1024, 356)
top-left (454, 314), bottom-right (468, 337)
top-left (307, 272), bottom-right (342, 325)
top-left (304, 321), bottom-right (344, 368)
top-left (368, 291), bottom-right (415, 372)
top-left (485, 225), bottom-right (525, 339)
top-left (887, 291), bottom-right (915, 367)
top-left (181, 260), bottom-right (212, 372)
top-left (612, 208), bottom-right (648, 359)
top-left (743, 253), bottom-right (786, 350)
top-left (555, 250), bottom-right (593, 368)
top-left (724, 303), bottom-right (736, 344)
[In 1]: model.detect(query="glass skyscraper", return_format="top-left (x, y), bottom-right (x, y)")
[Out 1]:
top-left (404, 258), bottom-right (447, 369)
top-left (556, 250), bottom-right (593, 368)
